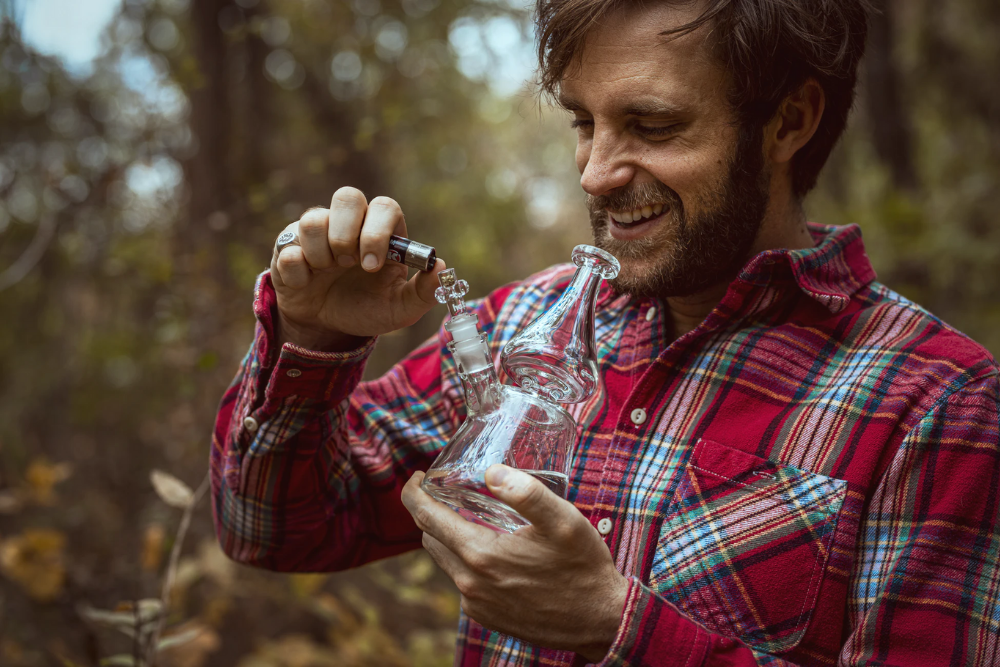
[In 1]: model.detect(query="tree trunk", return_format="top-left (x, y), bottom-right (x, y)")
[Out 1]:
top-left (185, 0), bottom-right (232, 239)
top-left (864, 0), bottom-right (918, 191)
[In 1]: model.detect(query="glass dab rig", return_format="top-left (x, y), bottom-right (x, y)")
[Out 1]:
top-left (421, 245), bottom-right (620, 532)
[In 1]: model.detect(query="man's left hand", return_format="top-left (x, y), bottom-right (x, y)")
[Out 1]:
top-left (401, 464), bottom-right (629, 663)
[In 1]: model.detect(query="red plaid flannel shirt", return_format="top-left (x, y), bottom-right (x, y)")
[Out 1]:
top-left (212, 224), bottom-right (1000, 666)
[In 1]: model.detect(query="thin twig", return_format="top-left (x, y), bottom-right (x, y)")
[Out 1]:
top-left (132, 596), bottom-right (141, 667)
top-left (0, 213), bottom-right (58, 293)
top-left (145, 471), bottom-right (210, 666)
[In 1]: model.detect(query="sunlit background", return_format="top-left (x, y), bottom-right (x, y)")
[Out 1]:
top-left (1, 0), bottom-right (998, 665)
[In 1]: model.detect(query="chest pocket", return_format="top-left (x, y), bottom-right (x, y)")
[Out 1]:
top-left (649, 439), bottom-right (846, 655)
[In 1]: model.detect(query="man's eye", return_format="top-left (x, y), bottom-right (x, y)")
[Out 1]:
top-left (570, 119), bottom-right (594, 131)
top-left (635, 123), bottom-right (679, 138)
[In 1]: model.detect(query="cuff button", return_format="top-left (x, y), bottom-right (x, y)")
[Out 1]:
top-left (243, 416), bottom-right (259, 433)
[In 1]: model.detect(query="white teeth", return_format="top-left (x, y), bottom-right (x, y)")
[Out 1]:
top-left (608, 204), bottom-right (666, 224)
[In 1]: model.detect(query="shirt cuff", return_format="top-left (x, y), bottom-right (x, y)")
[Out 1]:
top-left (595, 577), bottom-right (709, 667)
top-left (251, 270), bottom-right (376, 405)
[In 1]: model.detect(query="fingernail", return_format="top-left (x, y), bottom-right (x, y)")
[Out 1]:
top-left (337, 255), bottom-right (356, 267)
top-left (486, 465), bottom-right (508, 488)
top-left (362, 253), bottom-right (378, 270)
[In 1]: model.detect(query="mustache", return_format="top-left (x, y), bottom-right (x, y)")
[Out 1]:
top-left (586, 181), bottom-right (683, 214)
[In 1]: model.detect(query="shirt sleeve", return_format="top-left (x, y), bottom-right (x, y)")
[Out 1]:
top-left (596, 372), bottom-right (1000, 667)
top-left (209, 271), bottom-right (500, 572)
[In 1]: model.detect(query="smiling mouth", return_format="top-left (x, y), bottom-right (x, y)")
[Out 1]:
top-left (607, 203), bottom-right (667, 227)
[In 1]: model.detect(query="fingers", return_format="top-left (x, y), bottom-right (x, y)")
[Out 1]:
top-left (276, 188), bottom-right (429, 287)
top-left (401, 472), bottom-right (494, 556)
top-left (391, 258), bottom-right (448, 328)
top-left (328, 187), bottom-right (367, 268)
top-left (412, 258), bottom-right (448, 303)
top-left (485, 465), bottom-right (575, 537)
top-left (359, 196), bottom-right (406, 273)
top-left (297, 207), bottom-right (335, 270)
top-left (270, 221), bottom-right (311, 289)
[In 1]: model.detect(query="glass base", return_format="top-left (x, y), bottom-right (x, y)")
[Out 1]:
top-left (422, 468), bottom-right (568, 533)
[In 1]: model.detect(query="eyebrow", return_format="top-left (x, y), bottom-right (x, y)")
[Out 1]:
top-left (557, 95), bottom-right (687, 118)
top-left (557, 94), bottom-right (585, 112)
top-left (622, 99), bottom-right (687, 117)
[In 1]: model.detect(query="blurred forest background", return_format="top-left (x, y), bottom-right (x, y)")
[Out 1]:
top-left (0, 0), bottom-right (997, 664)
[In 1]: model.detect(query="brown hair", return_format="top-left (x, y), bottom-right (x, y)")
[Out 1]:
top-left (535, 0), bottom-right (873, 197)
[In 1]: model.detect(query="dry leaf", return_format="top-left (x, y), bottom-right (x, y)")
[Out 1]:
top-left (289, 572), bottom-right (328, 599)
top-left (141, 523), bottom-right (166, 572)
top-left (25, 458), bottom-right (73, 505)
top-left (158, 622), bottom-right (220, 667)
top-left (404, 553), bottom-right (436, 585)
top-left (0, 491), bottom-right (23, 514)
top-left (0, 529), bottom-right (66, 602)
top-left (150, 470), bottom-right (194, 509)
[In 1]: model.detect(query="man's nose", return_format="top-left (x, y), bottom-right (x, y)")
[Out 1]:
top-left (580, 131), bottom-right (635, 197)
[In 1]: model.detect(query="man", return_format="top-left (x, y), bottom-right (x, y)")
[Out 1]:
top-left (211, 0), bottom-right (1000, 665)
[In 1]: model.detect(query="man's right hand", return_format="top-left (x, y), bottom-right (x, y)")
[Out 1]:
top-left (270, 187), bottom-right (446, 351)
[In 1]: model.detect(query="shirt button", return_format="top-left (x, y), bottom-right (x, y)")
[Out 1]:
top-left (597, 518), bottom-right (613, 536)
top-left (243, 416), bottom-right (259, 433)
top-left (645, 306), bottom-right (656, 322)
top-left (286, 368), bottom-right (302, 378)
top-left (630, 408), bottom-right (647, 425)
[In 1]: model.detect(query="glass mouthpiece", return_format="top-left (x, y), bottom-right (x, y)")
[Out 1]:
top-left (572, 244), bottom-right (620, 278)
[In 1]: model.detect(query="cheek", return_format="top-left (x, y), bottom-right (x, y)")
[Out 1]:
top-left (642, 146), bottom-right (727, 204)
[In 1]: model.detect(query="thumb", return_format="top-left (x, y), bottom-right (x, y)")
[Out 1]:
top-left (397, 259), bottom-right (448, 326)
top-left (485, 464), bottom-right (567, 535)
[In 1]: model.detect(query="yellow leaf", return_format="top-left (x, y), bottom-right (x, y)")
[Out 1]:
top-left (141, 523), bottom-right (166, 572)
top-left (289, 572), bottom-right (328, 599)
top-left (25, 458), bottom-right (72, 505)
top-left (0, 529), bottom-right (66, 602)
top-left (404, 552), bottom-right (436, 585)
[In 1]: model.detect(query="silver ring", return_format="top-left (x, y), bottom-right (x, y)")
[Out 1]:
top-left (275, 230), bottom-right (299, 254)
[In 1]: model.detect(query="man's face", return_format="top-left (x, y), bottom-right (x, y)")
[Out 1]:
top-left (559, 3), bottom-right (770, 298)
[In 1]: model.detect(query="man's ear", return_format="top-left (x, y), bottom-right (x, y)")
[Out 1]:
top-left (766, 78), bottom-right (825, 164)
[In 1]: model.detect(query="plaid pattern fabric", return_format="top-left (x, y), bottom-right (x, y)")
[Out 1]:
top-left (211, 224), bottom-right (1000, 666)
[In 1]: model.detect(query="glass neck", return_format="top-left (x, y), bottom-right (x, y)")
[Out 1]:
top-left (458, 365), bottom-right (503, 415)
top-left (561, 262), bottom-right (601, 338)
top-left (450, 332), bottom-right (504, 415)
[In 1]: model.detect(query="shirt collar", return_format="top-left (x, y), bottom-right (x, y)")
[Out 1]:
top-left (739, 222), bottom-right (877, 314)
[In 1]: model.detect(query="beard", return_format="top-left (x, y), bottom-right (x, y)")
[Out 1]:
top-left (587, 129), bottom-right (770, 298)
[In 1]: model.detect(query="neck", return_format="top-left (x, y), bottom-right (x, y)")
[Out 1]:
top-left (665, 282), bottom-right (730, 338)
top-left (665, 188), bottom-right (814, 339)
